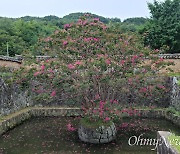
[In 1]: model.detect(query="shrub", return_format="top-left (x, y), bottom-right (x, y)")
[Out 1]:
top-left (16, 16), bottom-right (173, 113)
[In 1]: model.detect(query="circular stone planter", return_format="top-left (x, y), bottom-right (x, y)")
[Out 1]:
top-left (78, 122), bottom-right (117, 144)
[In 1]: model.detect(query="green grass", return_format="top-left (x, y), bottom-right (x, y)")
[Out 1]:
top-left (80, 116), bottom-right (113, 129)
top-left (167, 72), bottom-right (180, 77)
top-left (168, 134), bottom-right (180, 153)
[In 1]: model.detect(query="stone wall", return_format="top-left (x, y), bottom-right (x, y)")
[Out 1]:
top-left (0, 78), bottom-right (33, 116)
top-left (170, 77), bottom-right (180, 110)
top-left (0, 75), bottom-right (179, 116)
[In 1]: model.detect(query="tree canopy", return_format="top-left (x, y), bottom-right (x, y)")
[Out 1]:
top-left (140, 0), bottom-right (180, 53)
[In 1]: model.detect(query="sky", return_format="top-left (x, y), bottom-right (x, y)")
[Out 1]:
top-left (0, 0), bottom-right (164, 20)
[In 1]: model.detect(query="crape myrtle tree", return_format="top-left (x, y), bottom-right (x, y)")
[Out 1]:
top-left (15, 15), bottom-right (172, 112)
top-left (140, 0), bottom-right (180, 53)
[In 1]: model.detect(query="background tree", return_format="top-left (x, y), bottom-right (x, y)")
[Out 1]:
top-left (140, 0), bottom-right (180, 53)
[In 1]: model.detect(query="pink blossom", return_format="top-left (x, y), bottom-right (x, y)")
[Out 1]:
top-left (63, 41), bottom-right (68, 46)
top-left (155, 49), bottom-right (159, 53)
top-left (54, 30), bottom-right (60, 34)
top-left (84, 37), bottom-right (92, 42)
top-left (95, 94), bottom-right (100, 100)
top-left (64, 24), bottom-right (71, 29)
top-left (99, 111), bottom-right (104, 117)
top-left (139, 53), bottom-right (144, 57)
top-left (93, 38), bottom-right (99, 42)
top-left (41, 65), bottom-right (45, 71)
top-left (48, 69), bottom-right (53, 73)
top-left (44, 37), bottom-right (52, 42)
top-left (97, 54), bottom-right (104, 58)
top-left (128, 78), bottom-right (133, 85)
top-left (102, 25), bottom-right (107, 30)
top-left (99, 101), bottom-right (105, 110)
top-left (121, 123), bottom-right (128, 128)
top-left (105, 117), bottom-right (110, 122)
top-left (120, 60), bottom-right (125, 65)
top-left (34, 71), bottom-right (40, 77)
top-left (74, 61), bottom-right (83, 66)
top-left (159, 58), bottom-right (164, 62)
top-left (113, 100), bottom-right (118, 104)
top-left (157, 85), bottom-right (166, 89)
top-left (132, 55), bottom-right (138, 65)
top-left (36, 89), bottom-right (42, 94)
top-left (84, 13), bottom-right (90, 17)
top-left (67, 64), bottom-right (75, 69)
top-left (139, 87), bottom-right (147, 93)
top-left (105, 59), bottom-right (111, 65)
top-left (67, 123), bottom-right (76, 132)
top-left (93, 110), bottom-right (97, 114)
top-left (84, 37), bottom-right (99, 42)
top-left (132, 55), bottom-right (138, 59)
top-left (124, 40), bottom-right (129, 45)
top-left (51, 91), bottom-right (56, 97)
top-left (93, 18), bottom-right (100, 21)
top-left (142, 68), bottom-right (147, 73)
top-left (83, 20), bottom-right (88, 25)
top-left (78, 19), bottom-right (82, 23)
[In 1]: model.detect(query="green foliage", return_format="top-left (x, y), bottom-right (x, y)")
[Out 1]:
top-left (140, 0), bottom-right (180, 53)
top-left (109, 17), bottom-right (147, 33)
top-left (123, 17), bottom-right (147, 26)
top-left (0, 17), bottom-right (60, 56)
top-left (0, 13), bottom-right (121, 56)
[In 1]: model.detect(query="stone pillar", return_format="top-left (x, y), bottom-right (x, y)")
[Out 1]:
top-left (78, 122), bottom-right (117, 144)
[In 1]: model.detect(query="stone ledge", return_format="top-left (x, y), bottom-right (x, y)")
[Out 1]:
top-left (0, 107), bottom-right (179, 136)
top-left (157, 131), bottom-right (179, 154)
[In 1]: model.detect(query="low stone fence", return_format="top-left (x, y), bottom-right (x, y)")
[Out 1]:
top-left (157, 131), bottom-right (179, 154)
top-left (159, 54), bottom-right (180, 59)
top-left (0, 56), bottom-right (22, 63)
top-left (0, 108), bottom-right (180, 136)
top-left (0, 108), bottom-right (82, 135)
top-left (0, 108), bottom-right (32, 135)
top-left (0, 54), bottom-right (180, 64)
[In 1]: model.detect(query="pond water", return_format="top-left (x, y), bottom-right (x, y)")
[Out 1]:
top-left (0, 117), bottom-right (179, 154)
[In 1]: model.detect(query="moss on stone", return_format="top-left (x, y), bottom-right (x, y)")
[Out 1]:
top-left (168, 134), bottom-right (180, 153)
top-left (80, 117), bottom-right (113, 129)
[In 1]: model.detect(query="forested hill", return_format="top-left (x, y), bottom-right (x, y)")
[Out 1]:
top-left (18, 13), bottom-right (122, 24)
top-left (0, 12), bottom-right (147, 56)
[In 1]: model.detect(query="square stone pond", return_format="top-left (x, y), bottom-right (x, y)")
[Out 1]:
top-left (0, 117), bottom-right (179, 154)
